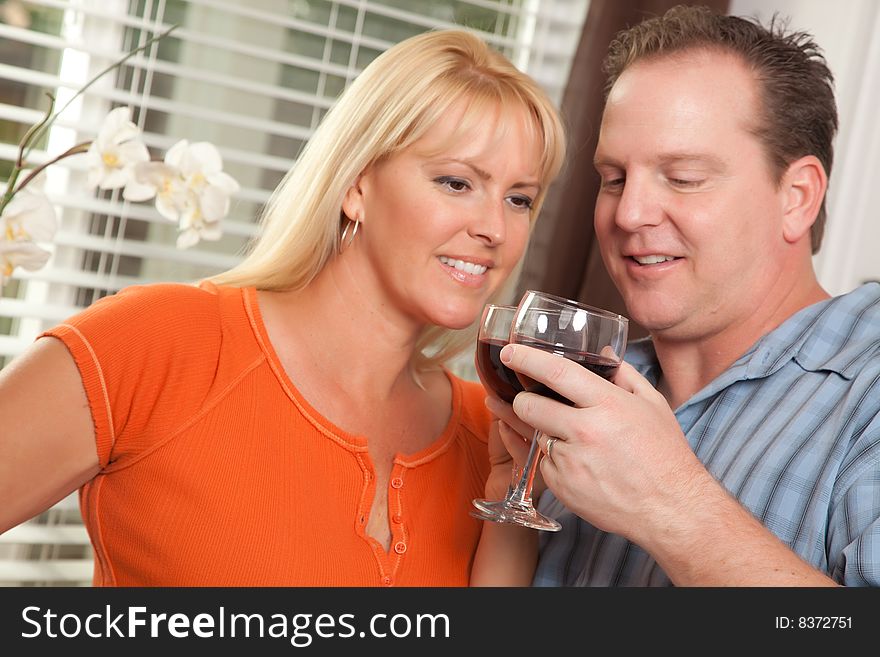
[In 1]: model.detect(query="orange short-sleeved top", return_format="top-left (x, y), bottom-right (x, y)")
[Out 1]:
top-left (40, 282), bottom-right (492, 586)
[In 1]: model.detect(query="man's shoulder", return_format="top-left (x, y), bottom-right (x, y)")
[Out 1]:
top-left (794, 283), bottom-right (880, 378)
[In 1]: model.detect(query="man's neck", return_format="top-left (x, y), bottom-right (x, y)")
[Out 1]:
top-left (652, 276), bottom-right (829, 409)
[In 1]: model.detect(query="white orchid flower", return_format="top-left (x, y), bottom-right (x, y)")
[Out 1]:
top-left (0, 187), bottom-right (57, 284)
top-left (1, 187), bottom-right (57, 243)
top-left (124, 160), bottom-right (189, 221)
top-left (0, 240), bottom-right (52, 286)
top-left (125, 139), bottom-right (238, 248)
top-left (85, 106), bottom-right (150, 190)
top-left (176, 199), bottom-right (225, 249)
top-left (167, 140), bottom-right (240, 220)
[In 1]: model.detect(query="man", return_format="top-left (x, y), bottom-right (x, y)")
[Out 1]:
top-left (491, 5), bottom-right (880, 585)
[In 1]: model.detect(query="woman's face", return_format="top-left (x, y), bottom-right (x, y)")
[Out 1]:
top-left (342, 101), bottom-right (544, 331)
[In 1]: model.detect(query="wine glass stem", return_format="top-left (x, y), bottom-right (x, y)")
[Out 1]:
top-left (505, 462), bottom-right (524, 497)
top-left (506, 429), bottom-right (543, 509)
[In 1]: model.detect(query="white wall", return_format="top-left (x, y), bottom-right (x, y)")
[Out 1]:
top-left (729, 0), bottom-right (880, 294)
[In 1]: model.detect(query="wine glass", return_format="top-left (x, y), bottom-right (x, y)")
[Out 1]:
top-left (475, 304), bottom-right (523, 405)
top-left (472, 305), bottom-right (526, 521)
top-left (472, 290), bottom-right (629, 531)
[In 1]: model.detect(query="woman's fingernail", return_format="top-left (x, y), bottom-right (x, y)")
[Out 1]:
top-left (500, 344), bottom-right (513, 363)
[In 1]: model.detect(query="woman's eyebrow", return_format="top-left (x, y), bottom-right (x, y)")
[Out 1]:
top-left (433, 158), bottom-right (541, 190)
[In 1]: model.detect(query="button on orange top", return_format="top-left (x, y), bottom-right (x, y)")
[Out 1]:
top-left (394, 541), bottom-right (407, 554)
top-left (391, 477), bottom-right (403, 489)
top-left (382, 576), bottom-right (393, 586)
top-left (392, 514), bottom-right (403, 524)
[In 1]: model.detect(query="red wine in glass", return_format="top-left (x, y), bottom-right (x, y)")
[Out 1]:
top-left (471, 304), bottom-right (527, 525)
top-left (476, 337), bottom-right (525, 404)
top-left (512, 338), bottom-right (619, 405)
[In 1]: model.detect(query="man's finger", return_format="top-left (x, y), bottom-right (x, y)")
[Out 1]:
top-left (500, 343), bottom-right (615, 408)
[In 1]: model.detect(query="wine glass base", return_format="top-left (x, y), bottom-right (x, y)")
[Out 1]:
top-left (472, 498), bottom-right (562, 532)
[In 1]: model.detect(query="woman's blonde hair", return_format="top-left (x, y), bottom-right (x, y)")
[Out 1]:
top-left (211, 28), bottom-right (566, 371)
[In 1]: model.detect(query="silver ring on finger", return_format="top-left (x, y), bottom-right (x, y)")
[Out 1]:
top-left (545, 437), bottom-right (557, 462)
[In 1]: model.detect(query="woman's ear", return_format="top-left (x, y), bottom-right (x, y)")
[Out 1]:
top-left (781, 155), bottom-right (827, 244)
top-left (341, 173), bottom-right (366, 222)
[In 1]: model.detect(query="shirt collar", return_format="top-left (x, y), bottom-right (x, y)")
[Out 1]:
top-left (746, 282), bottom-right (880, 381)
top-left (625, 282), bottom-right (880, 397)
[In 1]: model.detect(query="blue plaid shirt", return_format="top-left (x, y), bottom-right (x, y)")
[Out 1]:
top-left (534, 283), bottom-right (880, 587)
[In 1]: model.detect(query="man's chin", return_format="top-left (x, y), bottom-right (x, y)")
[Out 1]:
top-left (621, 297), bottom-right (686, 336)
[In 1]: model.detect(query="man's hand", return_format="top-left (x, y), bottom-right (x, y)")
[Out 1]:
top-left (497, 342), bottom-right (838, 586)
top-left (498, 343), bottom-right (706, 545)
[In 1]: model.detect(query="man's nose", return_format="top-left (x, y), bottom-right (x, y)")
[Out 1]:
top-left (614, 174), bottom-right (664, 231)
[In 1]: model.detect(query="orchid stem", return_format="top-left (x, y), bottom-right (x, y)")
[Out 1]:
top-left (3, 24), bottom-right (178, 217)
top-left (1, 95), bottom-right (56, 214)
top-left (17, 94), bottom-right (55, 168)
top-left (22, 23), bottom-right (178, 162)
top-left (13, 142), bottom-right (92, 195)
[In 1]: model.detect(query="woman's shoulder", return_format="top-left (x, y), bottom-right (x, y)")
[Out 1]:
top-left (45, 281), bottom-right (258, 386)
top-left (449, 373), bottom-right (491, 444)
top-left (41, 281), bottom-right (261, 468)
top-left (93, 279), bottom-right (222, 313)
top-left (70, 281), bottom-right (245, 336)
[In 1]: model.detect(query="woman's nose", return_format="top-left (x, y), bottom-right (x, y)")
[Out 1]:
top-left (468, 199), bottom-right (507, 245)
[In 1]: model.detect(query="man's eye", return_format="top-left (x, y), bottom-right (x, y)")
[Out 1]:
top-left (669, 177), bottom-right (703, 188)
top-left (601, 177), bottom-right (625, 190)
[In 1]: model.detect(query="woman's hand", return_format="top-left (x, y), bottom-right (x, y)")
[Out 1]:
top-left (483, 395), bottom-right (548, 501)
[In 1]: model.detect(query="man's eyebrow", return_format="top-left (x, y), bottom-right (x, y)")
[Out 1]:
top-left (593, 152), bottom-right (727, 169)
top-left (656, 152), bottom-right (726, 169)
top-left (593, 154), bottom-right (618, 168)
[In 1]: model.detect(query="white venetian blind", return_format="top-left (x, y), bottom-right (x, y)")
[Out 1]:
top-left (0, 0), bottom-right (589, 585)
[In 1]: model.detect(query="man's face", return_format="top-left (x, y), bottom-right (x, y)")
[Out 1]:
top-left (594, 50), bottom-right (793, 343)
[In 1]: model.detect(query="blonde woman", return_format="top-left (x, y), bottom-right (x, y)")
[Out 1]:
top-left (0, 29), bottom-right (565, 586)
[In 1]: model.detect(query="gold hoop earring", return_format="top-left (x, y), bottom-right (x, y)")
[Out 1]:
top-left (340, 218), bottom-right (360, 250)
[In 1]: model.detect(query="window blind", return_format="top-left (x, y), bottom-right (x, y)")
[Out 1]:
top-left (0, 0), bottom-right (589, 586)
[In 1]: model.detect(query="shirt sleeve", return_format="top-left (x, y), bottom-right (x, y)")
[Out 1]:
top-left (39, 282), bottom-right (223, 469)
top-left (827, 377), bottom-right (880, 586)
top-left (456, 376), bottom-right (492, 445)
